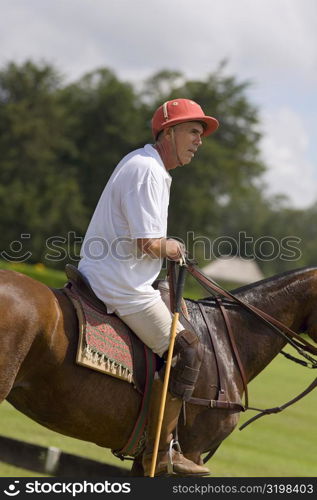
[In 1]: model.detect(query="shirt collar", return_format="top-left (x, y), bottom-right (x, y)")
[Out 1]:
top-left (144, 144), bottom-right (172, 179)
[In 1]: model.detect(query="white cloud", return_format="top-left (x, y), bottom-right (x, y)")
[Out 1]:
top-left (1, 0), bottom-right (317, 85)
top-left (0, 0), bottom-right (317, 207)
top-left (260, 107), bottom-right (317, 207)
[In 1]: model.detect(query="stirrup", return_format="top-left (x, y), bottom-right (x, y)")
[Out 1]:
top-left (167, 438), bottom-right (182, 475)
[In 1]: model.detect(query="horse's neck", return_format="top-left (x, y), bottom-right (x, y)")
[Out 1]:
top-left (230, 268), bottom-right (317, 381)
top-left (238, 268), bottom-right (316, 329)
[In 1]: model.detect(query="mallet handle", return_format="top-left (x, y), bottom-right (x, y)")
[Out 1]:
top-left (149, 265), bottom-right (186, 477)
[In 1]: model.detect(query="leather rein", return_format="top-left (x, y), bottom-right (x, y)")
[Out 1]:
top-left (170, 260), bottom-right (317, 434)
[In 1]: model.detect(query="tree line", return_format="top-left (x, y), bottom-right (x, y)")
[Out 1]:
top-left (0, 60), bottom-right (316, 276)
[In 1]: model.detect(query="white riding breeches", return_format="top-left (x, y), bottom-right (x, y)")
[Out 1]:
top-left (117, 299), bottom-right (184, 357)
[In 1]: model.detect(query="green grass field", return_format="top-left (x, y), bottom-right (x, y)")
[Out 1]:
top-left (0, 262), bottom-right (316, 477)
top-left (0, 261), bottom-right (66, 288)
top-left (1, 353), bottom-right (316, 477)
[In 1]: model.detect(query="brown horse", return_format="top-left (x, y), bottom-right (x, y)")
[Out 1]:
top-left (1, 266), bottom-right (317, 476)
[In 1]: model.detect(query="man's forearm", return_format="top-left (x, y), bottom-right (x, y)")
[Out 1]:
top-left (137, 237), bottom-right (184, 260)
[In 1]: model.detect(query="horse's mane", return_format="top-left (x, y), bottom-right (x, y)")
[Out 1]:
top-left (193, 265), bottom-right (317, 304)
top-left (231, 265), bottom-right (317, 294)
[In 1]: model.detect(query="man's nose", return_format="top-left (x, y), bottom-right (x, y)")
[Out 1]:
top-left (195, 136), bottom-right (202, 147)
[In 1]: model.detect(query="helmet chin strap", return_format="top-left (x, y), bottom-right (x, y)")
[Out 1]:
top-left (154, 127), bottom-right (183, 170)
top-left (170, 127), bottom-right (183, 167)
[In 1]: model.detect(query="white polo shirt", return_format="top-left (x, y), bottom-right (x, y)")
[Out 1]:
top-left (78, 144), bottom-right (172, 315)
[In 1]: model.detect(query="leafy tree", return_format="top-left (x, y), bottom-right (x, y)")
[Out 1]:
top-left (61, 68), bottom-right (148, 215)
top-left (258, 202), bottom-right (317, 275)
top-left (1, 60), bottom-right (316, 277)
top-left (0, 61), bottom-right (87, 265)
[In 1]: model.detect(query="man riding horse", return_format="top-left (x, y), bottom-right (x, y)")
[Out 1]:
top-left (78, 98), bottom-right (219, 476)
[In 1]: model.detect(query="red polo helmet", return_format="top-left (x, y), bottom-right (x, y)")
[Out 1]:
top-left (151, 98), bottom-right (219, 140)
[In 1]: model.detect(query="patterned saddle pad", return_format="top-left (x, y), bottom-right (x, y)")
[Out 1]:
top-left (64, 283), bottom-right (157, 392)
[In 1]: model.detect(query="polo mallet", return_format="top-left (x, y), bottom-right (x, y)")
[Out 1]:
top-left (149, 261), bottom-right (187, 478)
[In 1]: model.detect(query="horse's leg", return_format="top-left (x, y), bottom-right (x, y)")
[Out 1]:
top-left (130, 455), bottom-right (144, 477)
top-left (178, 404), bottom-right (240, 471)
top-left (0, 357), bottom-right (21, 403)
top-left (0, 318), bottom-right (32, 400)
top-left (0, 271), bottom-right (55, 404)
top-left (0, 317), bottom-right (37, 403)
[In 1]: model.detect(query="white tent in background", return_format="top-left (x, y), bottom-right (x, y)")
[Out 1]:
top-left (202, 256), bottom-right (264, 285)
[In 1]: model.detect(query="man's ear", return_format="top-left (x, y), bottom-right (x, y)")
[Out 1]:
top-left (163, 127), bottom-right (173, 141)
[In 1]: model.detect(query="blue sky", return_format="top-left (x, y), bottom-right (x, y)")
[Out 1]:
top-left (1, 0), bottom-right (316, 207)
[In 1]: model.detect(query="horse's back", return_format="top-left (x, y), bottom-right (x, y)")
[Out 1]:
top-left (0, 269), bottom-right (57, 319)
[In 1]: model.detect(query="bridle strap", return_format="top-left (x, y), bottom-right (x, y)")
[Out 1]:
top-left (241, 376), bottom-right (317, 430)
top-left (170, 127), bottom-right (184, 167)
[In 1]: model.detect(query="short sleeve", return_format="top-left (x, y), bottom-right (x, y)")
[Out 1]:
top-left (121, 173), bottom-right (166, 238)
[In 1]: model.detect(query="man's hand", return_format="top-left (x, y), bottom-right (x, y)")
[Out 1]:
top-left (164, 238), bottom-right (186, 261)
top-left (137, 237), bottom-right (185, 262)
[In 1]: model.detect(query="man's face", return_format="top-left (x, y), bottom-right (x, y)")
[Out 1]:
top-left (172, 121), bottom-right (204, 166)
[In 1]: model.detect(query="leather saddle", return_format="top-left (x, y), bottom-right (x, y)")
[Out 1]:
top-left (65, 264), bottom-right (107, 313)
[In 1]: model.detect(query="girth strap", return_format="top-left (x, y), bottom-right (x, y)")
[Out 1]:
top-left (198, 302), bottom-right (227, 401)
top-left (187, 302), bottom-right (244, 413)
top-left (216, 298), bottom-right (249, 408)
top-left (188, 396), bottom-right (244, 412)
